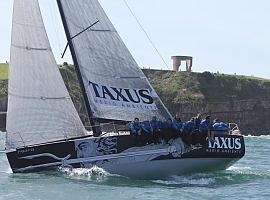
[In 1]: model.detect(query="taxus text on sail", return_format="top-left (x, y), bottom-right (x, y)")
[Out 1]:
top-left (88, 81), bottom-right (158, 110)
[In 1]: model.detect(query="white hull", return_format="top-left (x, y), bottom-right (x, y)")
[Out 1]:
top-left (95, 157), bottom-right (239, 179)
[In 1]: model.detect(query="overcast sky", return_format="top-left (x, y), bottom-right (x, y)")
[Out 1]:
top-left (0, 0), bottom-right (269, 78)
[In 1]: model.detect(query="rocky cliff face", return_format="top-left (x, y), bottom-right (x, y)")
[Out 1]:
top-left (143, 69), bottom-right (270, 135)
top-left (0, 80), bottom-right (7, 132)
top-left (1, 65), bottom-right (270, 135)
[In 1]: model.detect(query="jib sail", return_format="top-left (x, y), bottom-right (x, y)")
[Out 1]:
top-left (6, 0), bottom-right (86, 149)
top-left (57, 0), bottom-right (171, 123)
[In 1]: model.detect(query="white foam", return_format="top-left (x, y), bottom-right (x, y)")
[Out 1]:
top-left (153, 175), bottom-right (214, 186)
top-left (5, 167), bottom-right (13, 174)
top-left (245, 135), bottom-right (270, 139)
top-left (227, 166), bottom-right (252, 171)
top-left (59, 166), bottom-right (110, 182)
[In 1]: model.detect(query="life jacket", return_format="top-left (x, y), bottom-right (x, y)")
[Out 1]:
top-left (160, 120), bottom-right (173, 129)
top-left (172, 117), bottom-right (183, 131)
top-left (150, 119), bottom-right (160, 132)
top-left (141, 121), bottom-right (152, 133)
top-left (130, 122), bottom-right (141, 135)
top-left (183, 120), bottom-right (195, 134)
top-left (200, 119), bottom-right (212, 131)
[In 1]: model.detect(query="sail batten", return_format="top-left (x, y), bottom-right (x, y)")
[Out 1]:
top-left (58, 0), bottom-right (171, 122)
top-left (6, 0), bottom-right (86, 150)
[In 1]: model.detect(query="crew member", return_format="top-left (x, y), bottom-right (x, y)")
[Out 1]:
top-left (130, 117), bottom-right (143, 145)
top-left (160, 118), bottom-right (175, 142)
top-left (150, 116), bottom-right (161, 143)
top-left (200, 115), bottom-right (213, 140)
top-left (141, 120), bottom-right (153, 144)
top-left (130, 117), bottom-right (141, 135)
top-left (172, 114), bottom-right (184, 132)
top-left (182, 117), bottom-right (195, 144)
top-left (212, 118), bottom-right (229, 135)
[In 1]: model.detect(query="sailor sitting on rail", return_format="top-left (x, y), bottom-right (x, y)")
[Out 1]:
top-left (200, 115), bottom-right (213, 140)
top-left (150, 116), bottom-right (160, 132)
top-left (172, 114), bottom-right (184, 132)
top-left (160, 118), bottom-right (176, 142)
top-left (150, 116), bottom-right (162, 144)
top-left (182, 117), bottom-right (196, 144)
top-left (130, 117), bottom-right (141, 135)
top-left (212, 118), bottom-right (229, 135)
top-left (130, 117), bottom-right (144, 145)
top-left (141, 120), bottom-right (153, 144)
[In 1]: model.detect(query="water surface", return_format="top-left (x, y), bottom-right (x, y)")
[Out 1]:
top-left (0, 133), bottom-right (269, 200)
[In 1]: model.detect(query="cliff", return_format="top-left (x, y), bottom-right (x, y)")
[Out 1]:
top-left (1, 63), bottom-right (270, 135)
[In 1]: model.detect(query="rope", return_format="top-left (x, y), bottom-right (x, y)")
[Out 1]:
top-left (122, 0), bottom-right (170, 69)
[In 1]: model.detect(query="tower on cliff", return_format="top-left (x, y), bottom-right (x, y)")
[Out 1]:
top-left (171, 56), bottom-right (193, 72)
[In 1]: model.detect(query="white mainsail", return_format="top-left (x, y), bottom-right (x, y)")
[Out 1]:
top-left (57, 0), bottom-right (171, 122)
top-left (6, 0), bottom-right (86, 150)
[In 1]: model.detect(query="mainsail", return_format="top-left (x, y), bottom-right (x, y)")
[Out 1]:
top-left (57, 0), bottom-right (171, 123)
top-left (6, 0), bottom-right (86, 150)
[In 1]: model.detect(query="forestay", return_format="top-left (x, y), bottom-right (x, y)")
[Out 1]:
top-left (6, 0), bottom-right (86, 150)
top-left (57, 0), bottom-right (171, 122)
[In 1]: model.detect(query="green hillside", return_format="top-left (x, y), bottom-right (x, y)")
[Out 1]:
top-left (0, 63), bottom-right (8, 80)
top-left (143, 69), bottom-right (270, 105)
top-left (1, 63), bottom-right (270, 134)
top-left (1, 63), bottom-right (270, 103)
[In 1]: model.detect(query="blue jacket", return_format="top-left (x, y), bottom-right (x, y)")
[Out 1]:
top-left (183, 120), bottom-right (195, 134)
top-left (130, 122), bottom-right (141, 135)
top-left (160, 120), bottom-right (173, 129)
top-left (220, 122), bottom-right (229, 131)
top-left (172, 117), bottom-right (183, 131)
top-left (150, 119), bottom-right (160, 132)
top-left (213, 122), bottom-right (229, 131)
top-left (141, 121), bottom-right (152, 133)
top-left (200, 119), bottom-right (212, 131)
top-left (212, 122), bottom-right (221, 130)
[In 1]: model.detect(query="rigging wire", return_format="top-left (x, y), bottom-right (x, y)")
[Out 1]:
top-left (122, 0), bottom-right (170, 69)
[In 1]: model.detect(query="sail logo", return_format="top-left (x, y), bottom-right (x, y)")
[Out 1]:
top-left (88, 81), bottom-right (158, 110)
top-left (208, 137), bottom-right (242, 150)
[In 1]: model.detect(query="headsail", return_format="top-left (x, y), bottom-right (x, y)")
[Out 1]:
top-left (57, 0), bottom-right (171, 122)
top-left (6, 0), bottom-right (86, 150)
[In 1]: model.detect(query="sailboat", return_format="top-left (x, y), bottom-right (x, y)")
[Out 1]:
top-left (5, 0), bottom-right (245, 179)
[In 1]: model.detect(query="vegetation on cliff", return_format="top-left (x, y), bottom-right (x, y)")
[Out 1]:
top-left (143, 69), bottom-right (270, 105)
top-left (1, 63), bottom-right (270, 103)
top-left (1, 63), bottom-right (270, 134)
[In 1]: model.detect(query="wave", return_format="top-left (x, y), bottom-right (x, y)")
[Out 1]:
top-left (245, 135), bottom-right (270, 139)
top-left (152, 163), bottom-right (270, 187)
top-left (153, 175), bottom-right (214, 186)
top-left (59, 166), bottom-right (112, 182)
top-left (227, 165), bottom-right (252, 172)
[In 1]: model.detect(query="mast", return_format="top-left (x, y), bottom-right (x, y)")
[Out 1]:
top-left (56, 0), bottom-right (98, 135)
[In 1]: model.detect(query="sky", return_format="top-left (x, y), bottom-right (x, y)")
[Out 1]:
top-left (0, 0), bottom-right (270, 78)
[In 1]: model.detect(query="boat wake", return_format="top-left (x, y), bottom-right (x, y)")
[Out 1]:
top-left (151, 163), bottom-right (270, 187)
top-left (227, 165), bottom-right (252, 173)
top-left (245, 135), bottom-right (270, 139)
top-left (59, 166), bottom-right (112, 182)
top-left (152, 175), bottom-right (214, 186)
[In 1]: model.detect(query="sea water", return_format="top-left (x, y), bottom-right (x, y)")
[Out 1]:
top-left (0, 132), bottom-right (269, 200)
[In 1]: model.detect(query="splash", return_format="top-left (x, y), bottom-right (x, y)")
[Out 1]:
top-left (153, 174), bottom-right (215, 186)
top-left (227, 165), bottom-right (270, 177)
top-left (227, 165), bottom-right (252, 172)
top-left (59, 166), bottom-right (110, 182)
top-left (245, 135), bottom-right (270, 139)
